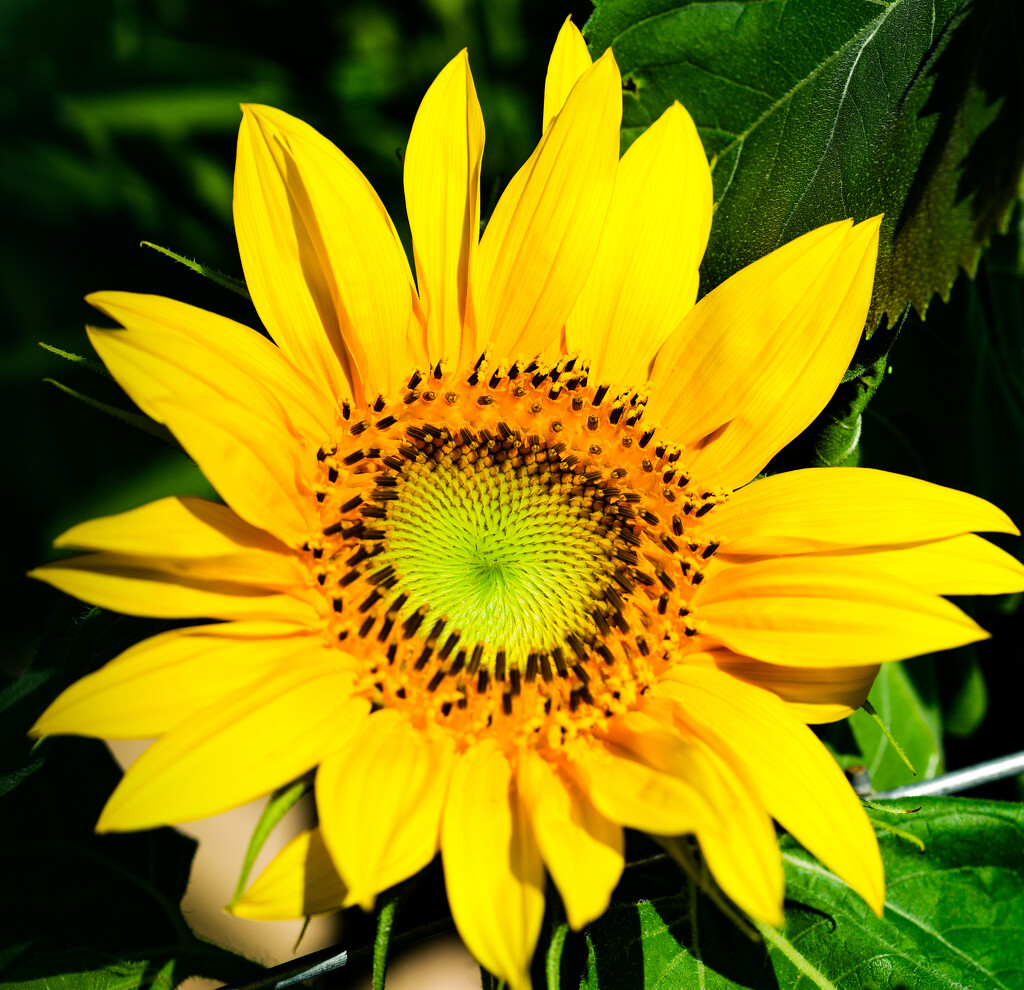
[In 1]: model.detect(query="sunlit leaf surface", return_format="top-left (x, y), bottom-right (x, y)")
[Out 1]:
top-left (587, 0), bottom-right (1024, 331)
top-left (582, 800), bottom-right (1024, 989)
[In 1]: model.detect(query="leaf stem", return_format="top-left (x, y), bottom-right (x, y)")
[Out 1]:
top-left (372, 890), bottom-right (400, 990)
top-left (544, 896), bottom-right (568, 990)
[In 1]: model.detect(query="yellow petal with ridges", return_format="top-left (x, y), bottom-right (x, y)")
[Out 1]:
top-left (566, 724), bottom-right (714, 836)
top-left (404, 50), bottom-right (484, 370)
top-left (317, 710), bottom-right (454, 911)
top-left (693, 771), bottom-right (784, 927)
top-left (466, 26), bottom-right (596, 365)
top-left (441, 742), bottom-right (544, 990)
top-left (237, 105), bottom-right (417, 403)
top-left (86, 294), bottom-right (328, 546)
top-left (55, 496), bottom-right (279, 557)
top-left (694, 557), bottom-right (986, 666)
top-left (97, 670), bottom-right (368, 831)
top-left (53, 496), bottom-right (306, 589)
top-left (30, 621), bottom-right (328, 740)
top-left (475, 51), bottom-right (621, 360)
top-left (517, 750), bottom-right (623, 931)
top-left (566, 101), bottom-right (712, 389)
top-left (658, 667), bottom-right (884, 915)
top-left (542, 17), bottom-right (592, 131)
top-left (235, 110), bottom-right (354, 407)
top-left (816, 533), bottom-right (1024, 596)
top-left (637, 706), bottom-right (783, 927)
top-left (710, 466), bottom-right (1019, 553)
top-left (29, 553), bottom-right (320, 622)
top-left (88, 290), bottom-right (337, 430)
top-left (598, 709), bottom-right (782, 923)
top-left (677, 650), bottom-right (879, 725)
top-left (648, 217), bottom-right (880, 490)
top-left (232, 827), bottom-right (347, 920)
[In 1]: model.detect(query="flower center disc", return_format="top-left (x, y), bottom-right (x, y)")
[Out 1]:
top-left (309, 360), bottom-right (723, 742)
top-left (377, 435), bottom-right (617, 669)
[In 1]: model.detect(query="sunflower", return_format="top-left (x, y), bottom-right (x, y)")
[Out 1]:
top-left (30, 18), bottom-right (1023, 990)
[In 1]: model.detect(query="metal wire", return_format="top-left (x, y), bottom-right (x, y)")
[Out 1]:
top-left (874, 749), bottom-right (1024, 799)
top-left (217, 947), bottom-right (349, 990)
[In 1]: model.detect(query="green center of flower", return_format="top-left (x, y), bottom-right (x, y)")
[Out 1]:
top-left (375, 434), bottom-right (616, 667)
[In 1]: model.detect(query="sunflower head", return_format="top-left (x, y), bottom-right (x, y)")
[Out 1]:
top-left (29, 17), bottom-right (1023, 990)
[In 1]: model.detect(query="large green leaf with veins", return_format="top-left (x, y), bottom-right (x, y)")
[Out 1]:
top-left (580, 799), bottom-right (1024, 988)
top-left (585, 0), bottom-right (1024, 334)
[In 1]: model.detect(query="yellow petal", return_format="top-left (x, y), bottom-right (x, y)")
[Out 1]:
top-left (815, 533), bottom-right (1024, 596)
top-left (86, 291), bottom-right (330, 545)
top-left (694, 557), bottom-right (987, 666)
top-left (232, 827), bottom-right (347, 920)
top-left (648, 217), bottom-right (881, 490)
top-left (404, 50), bottom-right (484, 369)
top-left (88, 290), bottom-right (337, 428)
top-left (542, 18), bottom-right (593, 132)
top-left (694, 780), bottom-right (784, 928)
top-left (237, 104), bottom-right (418, 403)
top-left (641, 712), bottom-right (783, 927)
top-left (710, 466), bottom-right (1019, 554)
top-left (475, 51), bottom-right (622, 360)
top-left (678, 650), bottom-right (879, 725)
top-left (658, 666), bottom-right (884, 915)
top-left (97, 669), bottom-right (368, 831)
top-left (566, 724), bottom-right (714, 836)
top-left (31, 621), bottom-right (327, 740)
top-left (598, 708), bottom-right (782, 924)
top-left (317, 711), bottom-right (454, 910)
top-left (517, 750), bottom-right (623, 931)
top-left (52, 496), bottom-right (306, 589)
top-left (566, 101), bottom-right (712, 389)
top-left (441, 743), bottom-right (544, 990)
top-left (29, 552), bottom-right (320, 622)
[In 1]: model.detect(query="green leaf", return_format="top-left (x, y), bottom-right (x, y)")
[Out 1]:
top-left (860, 699), bottom-right (918, 776)
top-left (230, 780), bottom-right (311, 908)
top-left (39, 342), bottom-right (111, 378)
top-left (943, 646), bottom-right (989, 738)
top-left (0, 668), bottom-right (54, 718)
top-left (0, 954), bottom-right (177, 990)
top-left (1, 954), bottom-right (151, 990)
top-left (0, 759), bottom-right (44, 798)
top-left (848, 661), bottom-right (944, 793)
top-left (585, 0), bottom-right (1024, 332)
top-left (44, 378), bottom-right (183, 452)
top-left (140, 241), bottom-right (251, 299)
top-left (581, 798), bottom-right (1024, 989)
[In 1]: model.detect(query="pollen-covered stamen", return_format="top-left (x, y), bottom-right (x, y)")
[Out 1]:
top-left (308, 359), bottom-right (725, 739)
